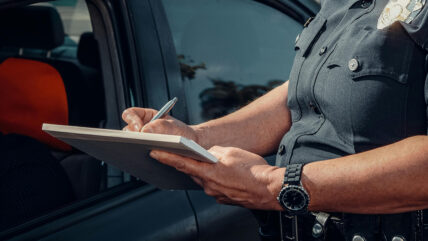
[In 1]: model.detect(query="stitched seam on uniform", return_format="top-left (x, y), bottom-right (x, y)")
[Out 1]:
top-left (350, 0), bottom-right (376, 25)
top-left (350, 70), bottom-right (357, 155)
top-left (293, 19), bottom-right (327, 123)
top-left (351, 71), bottom-right (409, 83)
top-left (401, 39), bottom-right (414, 82)
top-left (312, 43), bottom-right (353, 147)
top-left (293, 56), bottom-right (304, 122)
top-left (402, 46), bottom-right (416, 138)
top-left (403, 76), bottom-right (410, 138)
top-left (400, 36), bottom-right (413, 139)
top-left (285, 118), bottom-right (324, 164)
top-left (290, 118), bottom-right (326, 164)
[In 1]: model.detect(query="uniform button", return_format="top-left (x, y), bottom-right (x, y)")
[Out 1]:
top-left (295, 34), bottom-right (300, 44)
top-left (319, 46), bottom-right (327, 55)
top-left (360, 0), bottom-right (372, 8)
top-left (352, 235), bottom-right (366, 241)
top-left (309, 101), bottom-right (321, 115)
top-left (348, 58), bottom-right (359, 72)
top-left (392, 236), bottom-right (406, 241)
top-left (278, 144), bottom-right (286, 155)
top-left (312, 223), bottom-right (323, 238)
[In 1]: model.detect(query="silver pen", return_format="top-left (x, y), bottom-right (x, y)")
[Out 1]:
top-left (149, 97), bottom-right (178, 122)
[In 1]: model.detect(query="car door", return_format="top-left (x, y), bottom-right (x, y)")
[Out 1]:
top-left (140, 0), bottom-right (319, 240)
top-left (1, 0), bottom-right (319, 240)
top-left (0, 0), bottom-right (198, 240)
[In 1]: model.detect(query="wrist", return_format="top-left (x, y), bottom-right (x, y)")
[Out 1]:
top-left (190, 124), bottom-right (209, 149)
top-left (277, 164), bottom-right (310, 214)
top-left (268, 167), bottom-right (286, 211)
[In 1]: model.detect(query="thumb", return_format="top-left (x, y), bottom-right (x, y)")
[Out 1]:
top-left (208, 146), bottom-right (225, 160)
top-left (141, 124), bottom-right (154, 133)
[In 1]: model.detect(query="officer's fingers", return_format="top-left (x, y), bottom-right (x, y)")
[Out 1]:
top-left (150, 150), bottom-right (209, 177)
top-left (140, 123), bottom-right (154, 133)
top-left (141, 119), bottom-right (177, 135)
top-left (122, 108), bottom-right (157, 126)
top-left (141, 119), bottom-right (165, 134)
top-left (207, 146), bottom-right (227, 160)
top-left (216, 196), bottom-right (234, 205)
top-left (190, 176), bottom-right (204, 187)
top-left (122, 113), bottom-right (144, 132)
top-left (203, 182), bottom-right (225, 197)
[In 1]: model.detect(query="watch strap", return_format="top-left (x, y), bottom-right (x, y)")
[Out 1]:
top-left (283, 164), bottom-right (303, 186)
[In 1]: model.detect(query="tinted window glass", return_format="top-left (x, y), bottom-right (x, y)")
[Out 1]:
top-left (51, 0), bottom-right (93, 42)
top-left (162, 0), bottom-right (302, 124)
top-left (0, 0), bottom-right (113, 232)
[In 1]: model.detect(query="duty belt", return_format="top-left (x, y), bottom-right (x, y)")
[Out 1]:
top-left (255, 210), bottom-right (428, 241)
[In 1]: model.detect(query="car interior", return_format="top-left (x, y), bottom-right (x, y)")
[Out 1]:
top-left (0, 1), bottom-right (319, 239)
top-left (0, 4), bottom-right (107, 230)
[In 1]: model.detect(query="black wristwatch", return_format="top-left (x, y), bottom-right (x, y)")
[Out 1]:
top-left (277, 163), bottom-right (310, 215)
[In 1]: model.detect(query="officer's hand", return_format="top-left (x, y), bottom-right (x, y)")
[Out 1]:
top-left (150, 146), bottom-right (285, 210)
top-left (122, 107), bottom-right (199, 143)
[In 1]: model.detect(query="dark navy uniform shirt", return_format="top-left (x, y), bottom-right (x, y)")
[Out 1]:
top-left (276, 0), bottom-right (428, 167)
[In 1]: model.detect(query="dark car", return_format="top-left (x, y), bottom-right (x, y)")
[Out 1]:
top-left (0, 0), bottom-right (319, 240)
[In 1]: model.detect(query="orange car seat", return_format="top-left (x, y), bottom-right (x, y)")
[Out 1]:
top-left (0, 6), bottom-right (70, 151)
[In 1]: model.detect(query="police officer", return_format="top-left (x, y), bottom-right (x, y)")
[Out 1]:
top-left (122, 0), bottom-right (428, 239)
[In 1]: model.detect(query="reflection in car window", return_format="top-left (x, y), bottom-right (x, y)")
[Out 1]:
top-left (162, 0), bottom-right (302, 124)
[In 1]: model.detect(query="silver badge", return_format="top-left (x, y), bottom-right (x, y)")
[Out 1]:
top-left (377, 0), bottom-right (425, 29)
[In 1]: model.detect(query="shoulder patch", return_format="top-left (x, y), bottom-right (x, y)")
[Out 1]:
top-left (377, 0), bottom-right (426, 29)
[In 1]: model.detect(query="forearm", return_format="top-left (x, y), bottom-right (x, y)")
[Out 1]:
top-left (192, 81), bottom-right (291, 155)
top-left (302, 135), bottom-right (428, 214)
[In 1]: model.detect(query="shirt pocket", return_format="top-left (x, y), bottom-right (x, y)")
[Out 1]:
top-left (326, 26), bottom-right (414, 84)
top-left (324, 26), bottom-right (416, 146)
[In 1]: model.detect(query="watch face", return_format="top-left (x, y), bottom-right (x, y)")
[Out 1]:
top-left (279, 185), bottom-right (309, 212)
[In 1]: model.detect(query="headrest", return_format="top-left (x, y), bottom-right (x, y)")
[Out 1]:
top-left (0, 6), bottom-right (64, 50)
top-left (77, 32), bottom-right (100, 69)
top-left (0, 57), bottom-right (71, 151)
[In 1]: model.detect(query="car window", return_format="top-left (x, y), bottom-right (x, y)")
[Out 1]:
top-left (55, 1), bottom-right (92, 42)
top-left (0, 0), bottom-right (135, 232)
top-left (52, 0), bottom-right (133, 189)
top-left (47, 0), bottom-right (93, 43)
top-left (162, 0), bottom-right (302, 124)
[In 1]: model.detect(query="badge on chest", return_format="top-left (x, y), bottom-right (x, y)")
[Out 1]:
top-left (377, 0), bottom-right (425, 29)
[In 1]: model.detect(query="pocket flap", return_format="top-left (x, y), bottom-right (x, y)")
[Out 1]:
top-left (326, 28), bottom-right (413, 84)
top-left (349, 54), bottom-right (409, 84)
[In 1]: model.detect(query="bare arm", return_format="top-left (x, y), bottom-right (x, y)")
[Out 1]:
top-left (194, 81), bottom-right (291, 155)
top-left (304, 135), bottom-right (428, 214)
top-left (150, 135), bottom-right (428, 213)
top-left (124, 80), bottom-right (428, 213)
top-left (123, 81), bottom-right (291, 156)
